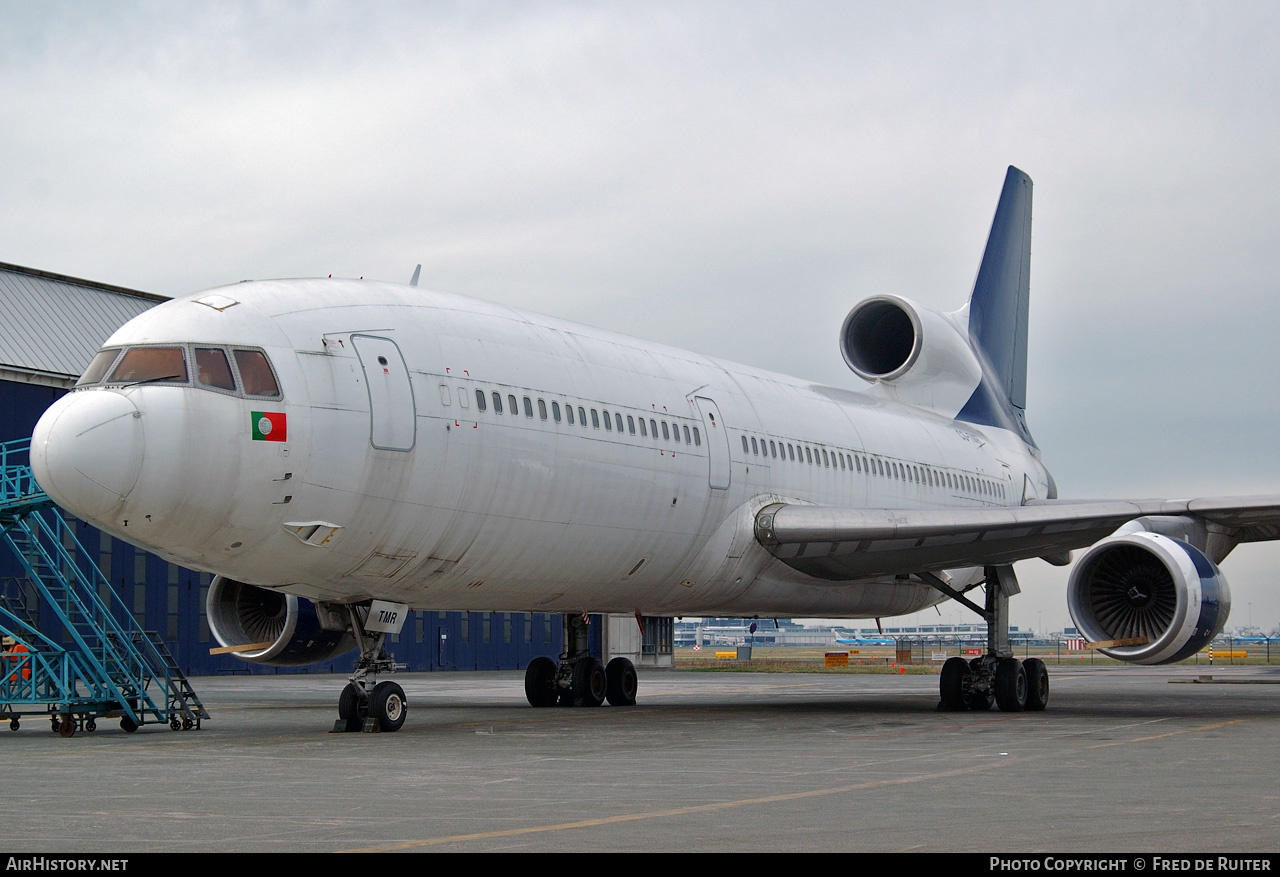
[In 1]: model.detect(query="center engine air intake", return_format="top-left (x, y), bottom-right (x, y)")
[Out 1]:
top-left (1066, 532), bottom-right (1230, 665)
top-left (838, 295), bottom-right (983, 416)
top-left (206, 576), bottom-right (356, 666)
top-left (840, 297), bottom-right (920, 381)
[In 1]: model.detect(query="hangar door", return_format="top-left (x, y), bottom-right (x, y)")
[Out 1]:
top-left (352, 335), bottom-right (416, 451)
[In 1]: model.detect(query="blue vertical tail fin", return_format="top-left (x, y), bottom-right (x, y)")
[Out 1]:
top-left (956, 166), bottom-right (1035, 446)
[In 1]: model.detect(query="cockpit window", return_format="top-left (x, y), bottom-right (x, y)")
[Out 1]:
top-left (77, 349), bottom-right (122, 386)
top-left (233, 349), bottom-right (280, 397)
top-left (108, 347), bottom-right (188, 385)
top-left (196, 347), bottom-right (236, 391)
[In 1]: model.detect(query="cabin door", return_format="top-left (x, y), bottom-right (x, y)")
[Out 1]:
top-left (351, 334), bottom-right (416, 451)
top-left (693, 396), bottom-right (731, 490)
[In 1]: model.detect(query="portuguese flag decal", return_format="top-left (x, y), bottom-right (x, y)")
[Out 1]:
top-left (251, 411), bottom-right (287, 442)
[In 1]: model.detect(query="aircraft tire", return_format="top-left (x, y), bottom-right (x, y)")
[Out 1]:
top-left (524, 657), bottom-right (559, 707)
top-left (370, 681), bottom-right (407, 732)
top-left (338, 682), bottom-right (367, 731)
top-left (939, 657), bottom-right (970, 711)
top-left (605, 657), bottom-right (638, 707)
top-left (1023, 658), bottom-right (1049, 711)
top-left (573, 657), bottom-right (607, 708)
top-left (994, 658), bottom-right (1027, 712)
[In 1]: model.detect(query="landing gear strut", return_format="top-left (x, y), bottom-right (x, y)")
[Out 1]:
top-left (523, 613), bottom-right (638, 708)
top-left (333, 604), bottom-right (407, 732)
top-left (931, 565), bottom-right (1049, 713)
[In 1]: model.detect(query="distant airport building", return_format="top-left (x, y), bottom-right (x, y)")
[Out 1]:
top-left (0, 261), bottom-right (565, 675)
top-left (676, 617), bottom-right (836, 648)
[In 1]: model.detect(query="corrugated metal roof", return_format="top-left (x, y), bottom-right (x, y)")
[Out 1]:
top-left (0, 261), bottom-right (167, 384)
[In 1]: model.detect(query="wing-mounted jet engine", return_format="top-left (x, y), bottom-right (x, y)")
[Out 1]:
top-left (1067, 531), bottom-right (1231, 664)
top-left (206, 576), bottom-right (355, 666)
top-left (839, 295), bottom-right (983, 417)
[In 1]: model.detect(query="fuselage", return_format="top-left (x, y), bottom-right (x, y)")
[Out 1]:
top-left (31, 279), bottom-right (1053, 618)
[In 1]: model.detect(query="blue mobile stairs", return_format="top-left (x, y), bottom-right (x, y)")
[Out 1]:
top-left (0, 437), bottom-right (207, 736)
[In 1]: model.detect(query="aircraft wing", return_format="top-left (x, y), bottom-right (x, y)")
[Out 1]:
top-left (754, 495), bottom-right (1280, 581)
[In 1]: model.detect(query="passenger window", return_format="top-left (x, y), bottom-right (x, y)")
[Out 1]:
top-left (233, 349), bottom-right (279, 396)
top-left (77, 349), bottom-right (121, 386)
top-left (602, 409), bottom-right (612, 430)
top-left (552, 401), bottom-right (562, 422)
top-left (663, 422), bottom-right (671, 441)
top-left (650, 419), bottom-right (658, 438)
top-left (458, 387), bottom-right (470, 408)
top-left (693, 427), bottom-right (701, 446)
top-left (110, 347), bottom-right (189, 385)
top-left (196, 348), bottom-right (235, 391)
top-left (580, 407), bottom-right (588, 427)
top-left (627, 415), bottom-right (636, 435)
top-left (523, 397), bottom-right (533, 418)
top-left (566, 404), bottom-right (574, 424)
top-left (769, 440), bottom-right (776, 458)
top-left (788, 444), bottom-right (795, 461)
top-left (475, 389), bottom-right (487, 411)
top-left (804, 447), bottom-right (813, 465)
top-left (751, 437), bottom-right (758, 455)
top-left (538, 399), bottom-right (548, 420)
top-left (591, 409), bottom-right (600, 428)
top-left (741, 436), bottom-right (748, 452)
top-left (616, 413), bottom-right (624, 432)
top-left (639, 418), bottom-right (647, 437)
top-left (509, 394), bottom-right (519, 416)
top-left (492, 392), bottom-right (503, 413)
top-left (439, 385), bottom-right (452, 406)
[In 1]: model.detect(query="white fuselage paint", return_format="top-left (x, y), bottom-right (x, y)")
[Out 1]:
top-left (32, 279), bottom-right (1053, 618)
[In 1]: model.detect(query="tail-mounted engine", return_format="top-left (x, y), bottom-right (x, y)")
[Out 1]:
top-left (207, 576), bottom-right (356, 667)
top-left (1066, 532), bottom-right (1231, 665)
top-left (839, 295), bottom-right (982, 415)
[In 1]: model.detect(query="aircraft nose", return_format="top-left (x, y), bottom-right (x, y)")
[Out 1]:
top-left (31, 391), bottom-right (145, 519)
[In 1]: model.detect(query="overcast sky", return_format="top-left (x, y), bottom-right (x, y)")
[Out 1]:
top-left (3, 1), bottom-right (1279, 632)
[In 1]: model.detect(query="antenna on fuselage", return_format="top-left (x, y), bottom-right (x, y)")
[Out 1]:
top-left (409, 264), bottom-right (421, 287)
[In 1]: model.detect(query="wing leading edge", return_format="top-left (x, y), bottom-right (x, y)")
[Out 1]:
top-left (754, 496), bottom-right (1280, 581)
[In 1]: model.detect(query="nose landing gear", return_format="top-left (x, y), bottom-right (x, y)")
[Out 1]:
top-left (332, 604), bottom-right (407, 732)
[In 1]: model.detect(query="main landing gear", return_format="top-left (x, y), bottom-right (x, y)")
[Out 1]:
top-left (929, 565), bottom-right (1050, 713)
top-left (524, 613), bottom-right (638, 709)
top-left (333, 605), bottom-right (407, 732)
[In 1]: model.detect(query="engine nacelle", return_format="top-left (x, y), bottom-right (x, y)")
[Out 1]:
top-left (839, 295), bottom-right (982, 414)
top-left (1067, 532), bottom-right (1231, 665)
top-left (207, 576), bottom-right (356, 667)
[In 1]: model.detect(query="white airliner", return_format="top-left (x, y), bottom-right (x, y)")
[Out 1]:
top-left (29, 167), bottom-right (1275, 730)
